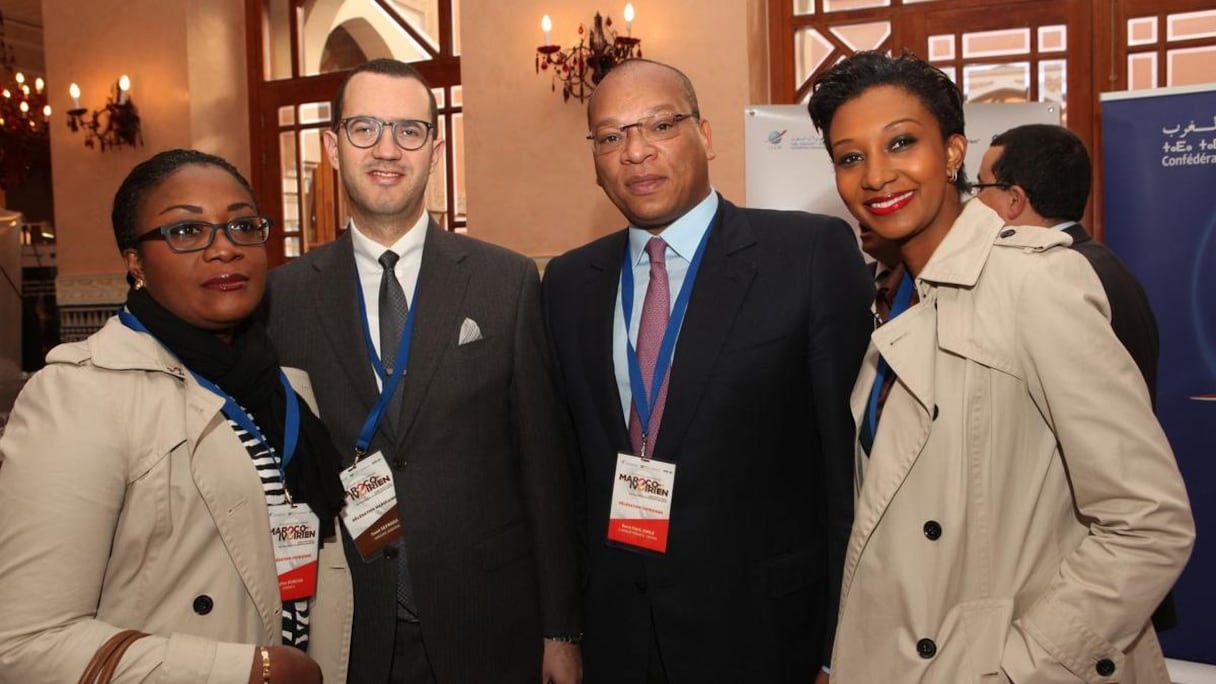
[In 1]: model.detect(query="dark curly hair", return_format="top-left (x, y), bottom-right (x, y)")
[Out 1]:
top-left (808, 50), bottom-right (968, 191)
top-left (112, 149), bottom-right (256, 283)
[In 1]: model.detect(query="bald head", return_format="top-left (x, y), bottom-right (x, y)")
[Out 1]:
top-left (588, 59), bottom-right (700, 128)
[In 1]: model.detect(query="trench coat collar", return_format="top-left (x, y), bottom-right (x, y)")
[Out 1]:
top-left (916, 199), bottom-right (1007, 289)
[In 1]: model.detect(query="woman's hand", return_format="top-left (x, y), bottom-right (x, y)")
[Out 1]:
top-left (248, 645), bottom-right (322, 684)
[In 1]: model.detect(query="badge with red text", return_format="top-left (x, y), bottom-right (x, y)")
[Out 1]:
top-left (268, 504), bottom-right (320, 601)
top-left (339, 451), bottom-right (403, 560)
top-left (607, 453), bottom-right (676, 554)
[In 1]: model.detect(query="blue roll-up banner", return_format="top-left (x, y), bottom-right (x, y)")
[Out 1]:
top-left (1102, 83), bottom-right (1216, 663)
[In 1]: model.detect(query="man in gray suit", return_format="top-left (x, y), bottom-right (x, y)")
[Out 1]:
top-left (265, 59), bottom-right (582, 683)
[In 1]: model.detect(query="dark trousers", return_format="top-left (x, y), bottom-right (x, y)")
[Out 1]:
top-left (389, 618), bottom-right (437, 684)
top-left (646, 609), bottom-right (669, 684)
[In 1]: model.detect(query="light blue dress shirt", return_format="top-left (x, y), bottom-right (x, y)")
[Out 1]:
top-left (613, 190), bottom-right (719, 424)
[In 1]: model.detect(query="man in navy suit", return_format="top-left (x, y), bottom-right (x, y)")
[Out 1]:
top-left (975, 123), bottom-right (1174, 630)
top-left (542, 59), bottom-right (873, 683)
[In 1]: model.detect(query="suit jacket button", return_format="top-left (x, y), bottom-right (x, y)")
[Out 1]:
top-left (384, 545), bottom-right (399, 559)
top-left (916, 638), bottom-right (936, 659)
top-left (1096, 658), bottom-right (1115, 676)
top-left (1000, 228), bottom-right (1017, 238)
top-left (393, 459), bottom-right (406, 470)
top-left (932, 404), bottom-right (940, 420)
top-left (923, 520), bottom-right (942, 540)
top-left (193, 595), bottom-right (213, 615)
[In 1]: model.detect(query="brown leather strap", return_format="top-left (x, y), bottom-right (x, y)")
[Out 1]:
top-left (77, 629), bottom-right (148, 684)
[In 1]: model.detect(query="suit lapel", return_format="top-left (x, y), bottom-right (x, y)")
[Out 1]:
top-left (584, 232), bottom-right (631, 451)
top-left (392, 222), bottom-right (470, 452)
top-left (651, 200), bottom-right (757, 463)
top-left (308, 231), bottom-right (382, 432)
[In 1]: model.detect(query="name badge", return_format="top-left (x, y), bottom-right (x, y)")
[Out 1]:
top-left (607, 453), bottom-right (676, 554)
top-left (268, 504), bottom-right (320, 601)
top-left (339, 451), bottom-right (404, 560)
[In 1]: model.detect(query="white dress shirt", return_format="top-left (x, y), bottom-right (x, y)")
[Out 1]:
top-left (613, 190), bottom-right (719, 422)
top-left (349, 211), bottom-right (429, 389)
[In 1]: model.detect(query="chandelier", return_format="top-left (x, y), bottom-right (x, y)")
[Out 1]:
top-left (0, 11), bottom-right (51, 188)
top-left (535, 4), bottom-right (642, 104)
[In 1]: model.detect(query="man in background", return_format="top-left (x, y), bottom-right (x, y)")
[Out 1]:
top-left (975, 123), bottom-right (1174, 630)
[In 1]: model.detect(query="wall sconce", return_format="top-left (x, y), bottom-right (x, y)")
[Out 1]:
top-left (535, 4), bottom-right (641, 103)
top-left (65, 75), bottom-right (143, 151)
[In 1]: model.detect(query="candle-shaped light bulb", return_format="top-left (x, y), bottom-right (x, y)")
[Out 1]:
top-left (19, 101), bottom-right (29, 114)
top-left (43, 104), bottom-right (52, 117)
top-left (35, 77), bottom-right (44, 92)
top-left (69, 82), bottom-right (81, 108)
top-left (14, 72), bottom-right (24, 85)
top-left (118, 74), bottom-right (131, 104)
top-left (624, 4), bottom-right (634, 35)
top-left (542, 15), bottom-right (552, 46)
top-left (21, 84), bottom-right (29, 96)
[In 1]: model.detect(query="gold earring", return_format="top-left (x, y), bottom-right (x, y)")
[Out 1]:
top-left (134, 277), bottom-right (145, 291)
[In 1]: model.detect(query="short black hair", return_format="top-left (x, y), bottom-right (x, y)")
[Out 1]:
top-left (989, 124), bottom-right (1090, 222)
top-left (807, 50), bottom-right (968, 191)
top-left (331, 58), bottom-right (438, 128)
top-left (112, 148), bottom-right (254, 254)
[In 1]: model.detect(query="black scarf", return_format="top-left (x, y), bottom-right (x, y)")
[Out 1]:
top-left (126, 288), bottom-right (345, 539)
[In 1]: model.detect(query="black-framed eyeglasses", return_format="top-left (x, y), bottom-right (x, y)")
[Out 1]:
top-left (587, 111), bottom-right (699, 155)
top-left (966, 182), bottom-right (1011, 196)
top-left (337, 116), bottom-right (435, 151)
top-left (136, 216), bottom-right (272, 253)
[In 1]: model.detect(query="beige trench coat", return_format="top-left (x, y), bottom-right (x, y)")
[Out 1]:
top-left (830, 201), bottom-right (1194, 683)
top-left (0, 317), bottom-right (352, 683)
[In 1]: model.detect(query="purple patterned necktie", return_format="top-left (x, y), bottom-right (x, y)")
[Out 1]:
top-left (629, 237), bottom-right (671, 457)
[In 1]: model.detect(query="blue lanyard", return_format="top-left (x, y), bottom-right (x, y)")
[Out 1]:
top-left (865, 273), bottom-right (915, 442)
top-left (620, 226), bottom-right (712, 444)
top-left (118, 311), bottom-right (300, 477)
top-left (353, 267), bottom-right (419, 457)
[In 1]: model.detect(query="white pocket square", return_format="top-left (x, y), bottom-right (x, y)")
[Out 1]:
top-left (458, 317), bottom-right (484, 346)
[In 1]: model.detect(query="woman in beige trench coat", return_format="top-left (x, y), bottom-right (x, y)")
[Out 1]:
top-left (0, 150), bottom-right (352, 683)
top-left (807, 52), bottom-right (1194, 683)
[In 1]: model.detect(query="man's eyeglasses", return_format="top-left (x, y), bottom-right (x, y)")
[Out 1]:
top-left (965, 182), bottom-right (1011, 197)
top-left (337, 116), bottom-right (435, 151)
top-left (587, 112), bottom-right (699, 155)
top-left (136, 216), bottom-right (273, 253)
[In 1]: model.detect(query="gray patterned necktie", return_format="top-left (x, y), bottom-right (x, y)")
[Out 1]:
top-left (378, 250), bottom-right (408, 376)
top-left (376, 250), bottom-right (417, 619)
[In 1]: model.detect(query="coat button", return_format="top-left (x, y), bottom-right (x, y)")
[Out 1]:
top-left (192, 595), bottom-right (213, 615)
top-left (923, 520), bottom-right (942, 540)
top-left (384, 545), bottom-right (399, 559)
top-left (932, 404), bottom-right (940, 421)
top-left (393, 459), bottom-right (406, 470)
top-left (916, 638), bottom-right (936, 659)
top-left (1000, 228), bottom-right (1017, 238)
top-left (1096, 658), bottom-right (1115, 676)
